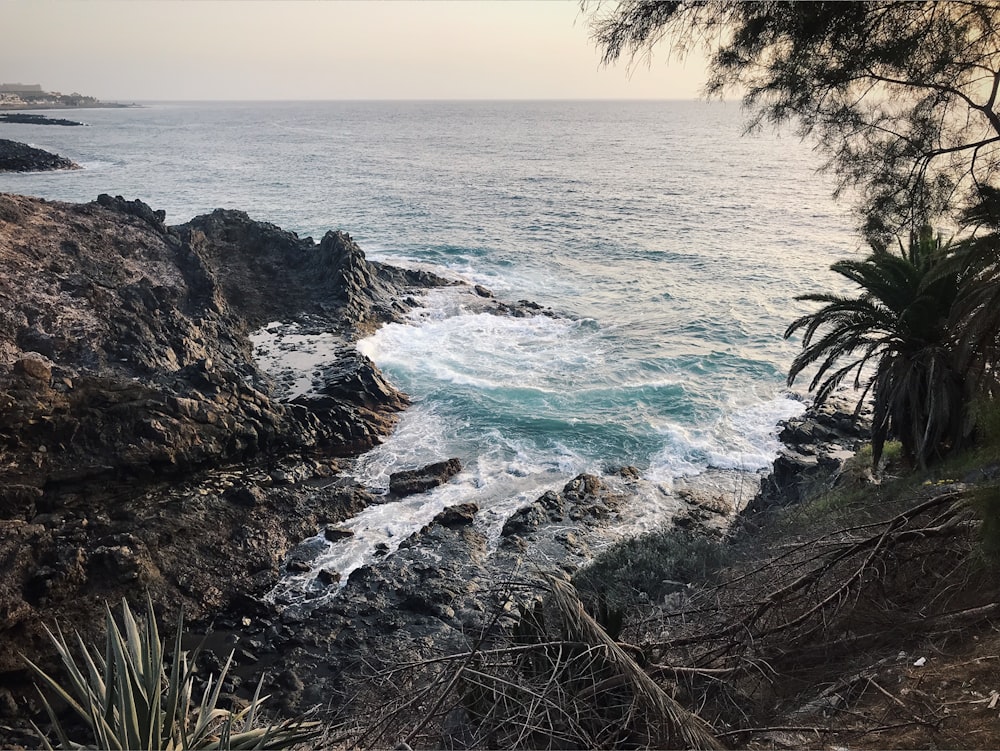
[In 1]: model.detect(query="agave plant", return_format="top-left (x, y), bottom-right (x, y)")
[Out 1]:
top-left (23, 597), bottom-right (321, 750)
top-left (785, 226), bottom-right (969, 467)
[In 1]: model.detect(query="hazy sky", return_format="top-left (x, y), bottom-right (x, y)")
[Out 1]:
top-left (3, 1), bottom-right (707, 101)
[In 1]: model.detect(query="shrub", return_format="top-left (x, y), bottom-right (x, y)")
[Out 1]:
top-left (573, 529), bottom-right (727, 613)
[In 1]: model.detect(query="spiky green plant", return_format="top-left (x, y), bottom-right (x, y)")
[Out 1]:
top-left (23, 597), bottom-right (321, 750)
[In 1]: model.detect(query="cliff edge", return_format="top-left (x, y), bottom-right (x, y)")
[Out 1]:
top-left (0, 193), bottom-right (454, 731)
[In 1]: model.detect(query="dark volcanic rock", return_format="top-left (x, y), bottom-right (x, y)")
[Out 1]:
top-left (292, 350), bottom-right (410, 456)
top-left (323, 526), bottom-right (354, 542)
top-left (0, 114), bottom-right (85, 126)
top-left (97, 193), bottom-right (166, 232)
top-left (500, 473), bottom-right (622, 538)
top-left (0, 193), bottom-right (436, 490)
top-left (0, 191), bottom-right (566, 746)
top-left (227, 474), bottom-right (636, 724)
top-left (744, 396), bottom-right (871, 518)
top-left (432, 502), bottom-right (478, 527)
top-left (389, 458), bottom-right (463, 497)
top-left (0, 192), bottom-right (455, 723)
top-left (175, 210), bottom-right (453, 334)
top-left (0, 139), bottom-right (78, 172)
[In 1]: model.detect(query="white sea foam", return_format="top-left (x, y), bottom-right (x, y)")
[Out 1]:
top-left (261, 282), bottom-right (812, 610)
top-left (357, 302), bottom-right (604, 394)
top-left (645, 395), bottom-right (806, 483)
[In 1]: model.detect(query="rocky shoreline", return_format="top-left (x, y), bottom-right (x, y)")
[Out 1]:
top-left (0, 192), bottom-right (579, 744)
top-left (0, 192), bottom-right (868, 746)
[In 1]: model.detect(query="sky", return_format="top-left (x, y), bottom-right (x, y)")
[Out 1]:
top-left (2, 0), bottom-right (707, 101)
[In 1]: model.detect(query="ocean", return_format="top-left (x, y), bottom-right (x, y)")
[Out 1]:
top-left (0, 100), bottom-right (858, 591)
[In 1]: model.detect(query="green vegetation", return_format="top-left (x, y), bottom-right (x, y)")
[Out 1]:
top-left (23, 598), bottom-right (320, 750)
top-left (949, 185), bottom-right (1000, 377)
top-left (572, 528), bottom-right (728, 611)
top-left (786, 228), bottom-right (969, 467)
top-left (589, 1), bottom-right (1000, 242)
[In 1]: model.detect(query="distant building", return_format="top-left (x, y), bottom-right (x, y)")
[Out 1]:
top-left (0, 83), bottom-right (44, 93)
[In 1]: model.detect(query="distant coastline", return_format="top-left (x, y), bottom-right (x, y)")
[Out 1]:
top-left (0, 81), bottom-right (136, 110)
top-left (0, 102), bottom-right (135, 111)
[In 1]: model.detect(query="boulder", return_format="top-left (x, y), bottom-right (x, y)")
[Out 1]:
top-left (432, 502), bottom-right (479, 527)
top-left (324, 526), bottom-right (355, 542)
top-left (389, 458), bottom-right (463, 497)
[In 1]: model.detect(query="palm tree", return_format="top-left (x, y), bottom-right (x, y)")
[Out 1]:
top-left (785, 227), bottom-right (968, 467)
top-left (948, 186), bottom-right (1000, 388)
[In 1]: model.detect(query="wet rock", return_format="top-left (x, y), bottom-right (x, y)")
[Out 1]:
top-left (389, 458), bottom-right (463, 497)
top-left (562, 473), bottom-right (603, 501)
top-left (616, 465), bottom-right (641, 480)
top-left (501, 476), bottom-right (615, 538)
top-left (501, 503), bottom-right (548, 537)
top-left (324, 526), bottom-right (355, 542)
top-left (317, 568), bottom-right (341, 586)
top-left (432, 502), bottom-right (478, 527)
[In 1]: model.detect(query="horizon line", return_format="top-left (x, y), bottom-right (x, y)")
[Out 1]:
top-left (108, 96), bottom-right (719, 104)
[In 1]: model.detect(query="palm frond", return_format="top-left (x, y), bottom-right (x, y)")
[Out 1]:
top-left (786, 226), bottom-right (975, 466)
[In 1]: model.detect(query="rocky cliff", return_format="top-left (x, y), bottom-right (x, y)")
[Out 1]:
top-left (0, 192), bottom-right (923, 748)
top-left (0, 193), bottom-right (450, 494)
top-left (0, 192), bottom-right (458, 728)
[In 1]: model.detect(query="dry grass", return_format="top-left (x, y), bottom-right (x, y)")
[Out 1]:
top-left (333, 463), bottom-right (1000, 749)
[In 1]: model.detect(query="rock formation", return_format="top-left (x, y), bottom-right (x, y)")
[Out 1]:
top-left (389, 458), bottom-right (463, 497)
top-left (742, 396), bottom-right (872, 519)
top-left (0, 138), bottom-right (79, 172)
top-left (0, 114), bottom-right (85, 126)
top-left (0, 192), bottom-right (456, 731)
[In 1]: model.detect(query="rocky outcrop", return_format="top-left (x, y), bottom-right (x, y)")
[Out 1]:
top-left (0, 191), bottom-right (582, 746)
top-left (187, 474), bottom-right (639, 724)
top-left (0, 139), bottom-right (79, 172)
top-left (742, 397), bottom-right (871, 518)
top-left (389, 458), bottom-right (463, 497)
top-left (500, 473), bottom-right (622, 538)
top-left (0, 193), bottom-right (447, 492)
top-left (0, 192), bottom-right (462, 725)
top-left (0, 114), bottom-right (85, 126)
top-left (175, 210), bottom-right (453, 335)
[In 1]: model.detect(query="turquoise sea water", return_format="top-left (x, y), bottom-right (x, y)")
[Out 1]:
top-left (0, 101), bottom-right (858, 589)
